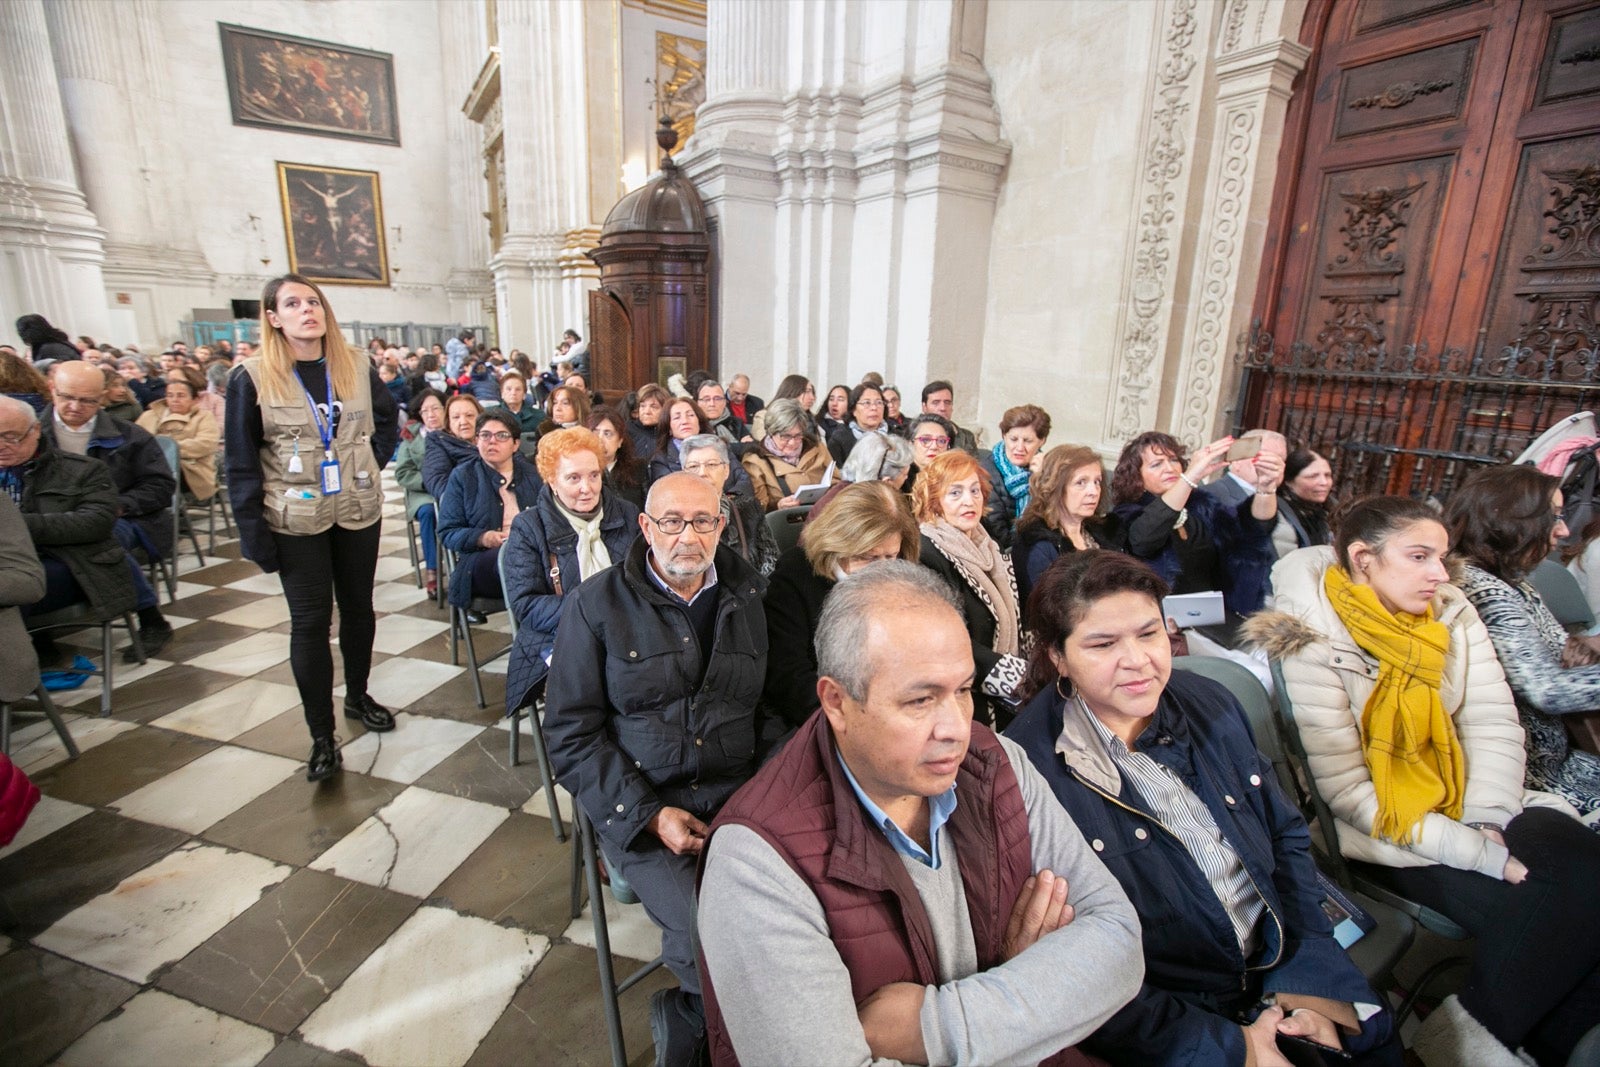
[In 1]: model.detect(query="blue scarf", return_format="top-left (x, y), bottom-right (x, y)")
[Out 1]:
top-left (991, 442), bottom-right (1030, 517)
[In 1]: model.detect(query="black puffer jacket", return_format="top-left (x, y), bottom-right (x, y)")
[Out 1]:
top-left (543, 540), bottom-right (768, 853)
top-left (760, 545), bottom-right (834, 729)
top-left (41, 412), bottom-right (175, 557)
top-left (17, 440), bottom-right (138, 620)
top-left (421, 431), bottom-right (479, 501)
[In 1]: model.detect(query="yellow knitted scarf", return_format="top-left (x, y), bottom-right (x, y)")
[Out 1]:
top-left (1324, 565), bottom-right (1464, 843)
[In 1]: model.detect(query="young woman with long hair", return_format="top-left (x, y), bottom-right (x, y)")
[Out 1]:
top-left (224, 274), bottom-right (400, 782)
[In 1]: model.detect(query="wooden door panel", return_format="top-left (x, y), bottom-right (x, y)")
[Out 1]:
top-left (1334, 38), bottom-right (1478, 139)
top-left (588, 289), bottom-right (631, 395)
top-left (1300, 157), bottom-right (1456, 347)
top-left (1535, 5), bottom-right (1600, 107)
top-left (1354, 0), bottom-right (1483, 35)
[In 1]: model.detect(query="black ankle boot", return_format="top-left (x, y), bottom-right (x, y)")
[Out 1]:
top-left (307, 736), bottom-right (342, 782)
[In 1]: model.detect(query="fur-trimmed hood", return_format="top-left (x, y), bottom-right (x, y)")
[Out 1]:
top-left (1239, 610), bottom-right (1325, 660)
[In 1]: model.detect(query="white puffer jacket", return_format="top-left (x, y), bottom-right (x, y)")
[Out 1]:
top-left (1245, 546), bottom-right (1575, 879)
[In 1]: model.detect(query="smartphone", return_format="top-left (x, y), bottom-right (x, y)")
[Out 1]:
top-left (1277, 1031), bottom-right (1353, 1061)
top-left (1226, 437), bottom-right (1262, 463)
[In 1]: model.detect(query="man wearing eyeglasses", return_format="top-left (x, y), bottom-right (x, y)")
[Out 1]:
top-left (0, 396), bottom-right (139, 652)
top-left (544, 470), bottom-right (769, 1066)
top-left (41, 361), bottom-right (177, 659)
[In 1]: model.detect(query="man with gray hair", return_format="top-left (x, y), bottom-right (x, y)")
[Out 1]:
top-left (1197, 427), bottom-right (1285, 618)
top-left (697, 560), bottom-right (1143, 1066)
top-left (544, 470), bottom-right (768, 1065)
top-left (680, 434), bottom-right (778, 577)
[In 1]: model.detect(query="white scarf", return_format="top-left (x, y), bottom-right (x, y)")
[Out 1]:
top-left (555, 498), bottom-right (610, 581)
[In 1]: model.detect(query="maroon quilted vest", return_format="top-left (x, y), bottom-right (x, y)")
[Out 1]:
top-left (699, 712), bottom-right (1103, 1067)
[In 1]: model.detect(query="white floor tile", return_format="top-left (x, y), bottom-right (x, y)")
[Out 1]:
top-left (35, 841), bottom-right (290, 982)
top-left (309, 786), bottom-right (506, 897)
top-left (337, 713), bottom-right (483, 784)
top-left (0, 794), bottom-right (93, 860)
top-left (56, 989), bottom-right (275, 1067)
top-left (371, 582), bottom-right (431, 613)
top-left (169, 580), bottom-right (218, 601)
top-left (163, 614), bottom-right (199, 630)
top-left (3, 710), bottom-right (83, 750)
top-left (373, 556), bottom-right (418, 582)
top-left (336, 656), bottom-right (462, 711)
top-left (187, 632), bottom-right (292, 676)
top-left (183, 555), bottom-right (247, 575)
top-left (10, 716), bottom-right (136, 775)
top-left (299, 906), bottom-right (546, 1067)
top-left (520, 781), bottom-right (574, 824)
top-left (210, 597), bottom-right (294, 629)
top-left (222, 573), bottom-right (285, 595)
top-left (370, 614), bottom-right (450, 655)
top-left (149, 679), bottom-right (303, 741)
top-left (110, 747), bottom-right (301, 833)
top-left (563, 892), bottom-right (664, 964)
top-left (378, 534), bottom-right (411, 554)
top-left (53, 658), bottom-right (175, 707)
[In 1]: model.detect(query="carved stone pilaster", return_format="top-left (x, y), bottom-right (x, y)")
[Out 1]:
top-left (1170, 35), bottom-right (1309, 445)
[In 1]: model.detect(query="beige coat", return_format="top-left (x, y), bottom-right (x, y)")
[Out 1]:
top-left (741, 443), bottom-right (833, 512)
top-left (1245, 545), bottom-right (1573, 880)
top-left (137, 403), bottom-right (220, 500)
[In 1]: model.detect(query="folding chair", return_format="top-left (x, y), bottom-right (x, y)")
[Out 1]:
top-left (444, 547), bottom-right (512, 709)
top-left (1, 683), bottom-right (80, 760)
top-left (1270, 659), bottom-right (1469, 1024)
top-left (497, 546), bottom-right (566, 842)
top-left (405, 512), bottom-right (425, 589)
top-left (156, 436), bottom-right (203, 566)
top-left (26, 604), bottom-right (146, 718)
top-left (1174, 657), bottom-right (1417, 995)
top-left (574, 806), bottom-right (667, 1067)
top-left (763, 505), bottom-right (810, 557)
top-left (1529, 557), bottom-right (1595, 632)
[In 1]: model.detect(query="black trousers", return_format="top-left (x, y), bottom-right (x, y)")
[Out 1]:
top-left (272, 521), bottom-right (381, 740)
top-left (1357, 807), bottom-right (1600, 1064)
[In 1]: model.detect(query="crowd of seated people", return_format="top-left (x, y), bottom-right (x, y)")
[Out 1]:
top-left (14, 315), bottom-right (1600, 1067)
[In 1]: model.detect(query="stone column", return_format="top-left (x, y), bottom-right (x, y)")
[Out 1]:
top-left (438, 0), bottom-right (494, 333)
top-left (0, 0), bottom-right (108, 345)
top-left (1168, 33), bottom-right (1309, 446)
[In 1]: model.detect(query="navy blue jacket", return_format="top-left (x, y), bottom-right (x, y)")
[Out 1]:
top-left (1005, 670), bottom-right (1391, 1066)
top-left (437, 454), bottom-right (543, 607)
top-left (503, 485), bottom-right (641, 714)
top-left (41, 411), bottom-right (176, 558)
top-left (421, 430), bottom-right (478, 502)
top-left (1114, 490), bottom-right (1275, 620)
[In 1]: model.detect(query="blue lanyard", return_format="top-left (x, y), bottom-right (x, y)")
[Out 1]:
top-left (298, 366), bottom-right (335, 457)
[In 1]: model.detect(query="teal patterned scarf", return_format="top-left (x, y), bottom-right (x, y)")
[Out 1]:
top-left (991, 442), bottom-right (1030, 517)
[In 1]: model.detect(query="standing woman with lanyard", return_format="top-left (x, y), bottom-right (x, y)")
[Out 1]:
top-left (226, 275), bottom-right (400, 782)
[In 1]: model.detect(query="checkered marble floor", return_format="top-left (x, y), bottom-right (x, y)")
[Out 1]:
top-left (1, 474), bottom-right (674, 1067)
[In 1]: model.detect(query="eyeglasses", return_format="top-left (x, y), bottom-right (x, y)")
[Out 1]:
top-left (915, 435), bottom-right (951, 448)
top-left (55, 391), bottom-right (102, 407)
top-left (645, 512), bottom-right (722, 534)
top-left (476, 430), bottom-right (514, 443)
top-left (773, 431), bottom-right (806, 444)
top-left (856, 399), bottom-right (884, 409)
top-left (0, 425), bottom-right (39, 446)
top-left (683, 460), bottom-right (728, 475)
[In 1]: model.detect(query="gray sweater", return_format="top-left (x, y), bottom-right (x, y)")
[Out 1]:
top-left (699, 735), bottom-right (1144, 1066)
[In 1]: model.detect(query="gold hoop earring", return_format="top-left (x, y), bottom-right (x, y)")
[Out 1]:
top-left (1055, 676), bottom-right (1073, 702)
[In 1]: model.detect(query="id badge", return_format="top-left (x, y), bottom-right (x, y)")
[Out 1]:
top-left (320, 459), bottom-right (343, 495)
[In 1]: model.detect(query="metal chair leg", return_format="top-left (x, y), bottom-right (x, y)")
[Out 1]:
top-left (406, 514), bottom-right (423, 588)
top-left (449, 607), bottom-right (460, 665)
top-left (508, 707), bottom-right (521, 765)
top-left (461, 613), bottom-right (486, 710)
top-left (31, 684), bottom-right (78, 759)
top-left (581, 812), bottom-right (631, 1067)
top-left (100, 620), bottom-right (115, 717)
top-left (528, 700), bottom-right (567, 842)
top-left (1, 701), bottom-right (9, 753)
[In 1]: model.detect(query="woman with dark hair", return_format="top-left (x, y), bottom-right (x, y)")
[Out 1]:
top-left (0, 351), bottom-right (51, 407)
top-left (824, 382), bottom-right (888, 466)
top-left (1249, 496), bottom-right (1600, 1065)
top-left (1445, 465), bottom-right (1600, 825)
top-left (225, 274), bottom-right (399, 782)
top-left (584, 406), bottom-right (646, 511)
top-left (498, 370), bottom-right (542, 441)
top-left (815, 383), bottom-right (850, 437)
top-left (422, 392), bottom-right (483, 500)
top-left (762, 481), bottom-right (919, 729)
top-left (1014, 444), bottom-right (1124, 607)
top-left (748, 374), bottom-right (816, 442)
top-left (502, 428), bottom-right (640, 718)
top-left (628, 382), bottom-right (670, 458)
top-left (394, 389), bottom-right (448, 596)
top-left (912, 450), bottom-right (1024, 727)
top-left (536, 383), bottom-right (590, 440)
top-left (14, 314), bottom-right (78, 364)
top-left (1112, 430), bottom-right (1278, 636)
top-left (1007, 550), bottom-right (1399, 1066)
top-left (1273, 449), bottom-right (1335, 557)
top-left (438, 409), bottom-right (543, 609)
top-left (977, 403), bottom-right (1051, 550)
top-left (645, 395), bottom-right (711, 486)
top-left (137, 366), bottom-right (220, 499)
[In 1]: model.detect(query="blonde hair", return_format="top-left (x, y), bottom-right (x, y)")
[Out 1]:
top-left (910, 450), bottom-right (989, 524)
top-left (535, 427), bottom-right (606, 483)
top-left (803, 481), bottom-right (920, 579)
top-left (254, 274), bottom-right (361, 405)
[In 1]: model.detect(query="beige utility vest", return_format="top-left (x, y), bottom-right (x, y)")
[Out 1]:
top-left (241, 357), bottom-right (384, 536)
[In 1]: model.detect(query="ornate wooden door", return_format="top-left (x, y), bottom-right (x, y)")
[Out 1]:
top-left (1244, 0), bottom-right (1600, 496)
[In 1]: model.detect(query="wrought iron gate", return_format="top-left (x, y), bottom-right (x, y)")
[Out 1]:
top-left (1231, 323), bottom-right (1600, 500)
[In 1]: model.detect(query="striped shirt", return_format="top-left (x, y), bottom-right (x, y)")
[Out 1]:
top-left (1079, 696), bottom-right (1265, 956)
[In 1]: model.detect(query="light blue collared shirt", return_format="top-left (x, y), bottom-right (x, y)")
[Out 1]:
top-left (836, 753), bottom-right (958, 869)
top-left (645, 550), bottom-right (719, 605)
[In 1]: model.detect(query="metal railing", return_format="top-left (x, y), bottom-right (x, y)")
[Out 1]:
top-left (181, 319), bottom-right (490, 353)
top-left (1232, 323), bottom-right (1600, 500)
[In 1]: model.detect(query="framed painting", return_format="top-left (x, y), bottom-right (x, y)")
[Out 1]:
top-left (277, 163), bottom-right (389, 286)
top-left (221, 24), bottom-right (400, 145)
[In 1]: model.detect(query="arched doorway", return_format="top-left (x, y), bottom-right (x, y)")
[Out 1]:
top-left (1242, 0), bottom-right (1600, 497)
